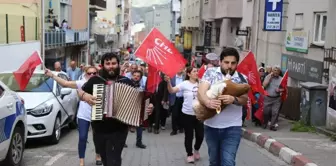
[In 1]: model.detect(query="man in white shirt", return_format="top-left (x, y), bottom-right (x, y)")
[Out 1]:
top-left (198, 47), bottom-right (248, 166)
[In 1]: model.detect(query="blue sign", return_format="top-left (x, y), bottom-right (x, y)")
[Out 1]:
top-left (264, 0), bottom-right (283, 31)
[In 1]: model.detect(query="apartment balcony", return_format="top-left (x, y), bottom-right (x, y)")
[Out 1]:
top-left (0, 14), bottom-right (40, 44)
top-left (44, 29), bottom-right (88, 49)
top-left (89, 0), bottom-right (106, 11)
top-left (202, 0), bottom-right (242, 20)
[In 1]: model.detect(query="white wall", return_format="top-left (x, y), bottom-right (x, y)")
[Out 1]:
top-left (0, 42), bottom-right (41, 72)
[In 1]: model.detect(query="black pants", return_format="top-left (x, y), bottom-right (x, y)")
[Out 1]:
top-left (92, 128), bottom-right (100, 154)
top-left (183, 113), bottom-right (204, 156)
top-left (94, 129), bottom-right (128, 166)
top-left (160, 105), bottom-right (168, 127)
top-left (172, 97), bottom-right (184, 132)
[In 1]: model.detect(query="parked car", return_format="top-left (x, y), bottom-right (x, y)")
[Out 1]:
top-left (0, 81), bottom-right (27, 166)
top-left (0, 71), bottom-right (79, 144)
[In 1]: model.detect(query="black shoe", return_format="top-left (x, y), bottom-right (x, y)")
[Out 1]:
top-left (170, 131), bottom-right (177, 136)
top-left (262, 124), bottom-right (267, 129)
top-left (148, 127), bottom-right (152, 133)
top-left (96, 160), bottom-right (103, 165)
top-left (124, 144), bottom-right (128, 148)
top-left (136, 143), bottom-right (147, 149)
top-left (270, 126), bottom-right (277, 131)
top-left (154, 129), bottom-right (160, 134)
top-left (179, 129), bottom-right (184, 133)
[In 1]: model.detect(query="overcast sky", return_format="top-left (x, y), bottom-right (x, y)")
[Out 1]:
top-left (132, 0), bottom-right (171, 7)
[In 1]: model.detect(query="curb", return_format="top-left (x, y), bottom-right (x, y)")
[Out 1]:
top-left (241, 128), bottom-right (318, 166)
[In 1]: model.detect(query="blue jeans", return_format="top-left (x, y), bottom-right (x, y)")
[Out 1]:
top-left (136, 126), bottom-right (142, 144)
top-left (204, 126), bottom-right (242, 166)
top-left (78, 118), bottom-right (90, 158)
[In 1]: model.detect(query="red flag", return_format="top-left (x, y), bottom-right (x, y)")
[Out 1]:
top-left (280, 70), bottom-right (289, 101)
top-left (198, 64), bottom-right (206, 79)
top-left (146, 64), bottom-right (161, 94)
top-left (13, 51), bottom-right (42, 91)
top-left (237, 51), bottom-right (268, 95)
top-left (134, 28), bottom-right (187, 77)
top-left (254, 94), bottom-right (264, 123)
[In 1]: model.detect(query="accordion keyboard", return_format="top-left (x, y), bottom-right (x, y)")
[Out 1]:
top-left (92, 84), bottom-right (105, 120)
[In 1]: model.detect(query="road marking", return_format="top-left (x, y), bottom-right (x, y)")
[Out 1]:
top-left (45, 152), bottom-right (66, 166)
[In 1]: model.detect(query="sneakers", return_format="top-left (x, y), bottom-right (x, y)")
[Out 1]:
top-left (193, 150), bottom-right (200, 160)
top-left (186, 156), bottom-right (194, 163)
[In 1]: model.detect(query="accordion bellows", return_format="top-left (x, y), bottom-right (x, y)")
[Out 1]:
top-left (193, 79), bottom-right (250, 121)
top-left (92, 83), bottom-right (146, 127)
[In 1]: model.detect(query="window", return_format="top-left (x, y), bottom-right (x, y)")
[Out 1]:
top-left (204, 0), bottom-right (209, 4)
top-left (294, 13), bottom-right (303, 29)
top-left (215, 27), bottom-right (220, 44)
top-left (56, 73), bottom-right (69, 96)
top-left (0, 73), bottom-right (54, 92)
top-left (313, 12), bottom-right (327, 44)
top-left (155, 23), bottom-right (160, 26)
top-left (0, 86), bottom-right (4, 97)
top-left (156, 13), bottom-right (160, 17)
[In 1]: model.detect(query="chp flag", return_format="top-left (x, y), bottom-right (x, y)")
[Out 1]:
top-left (134, 28), bottom-right (187, 78)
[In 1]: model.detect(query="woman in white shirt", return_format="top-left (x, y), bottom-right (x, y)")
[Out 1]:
top-left (165, 67), bottom-right (204, 163)
top-left (45, 66), bottom-right (102, 166)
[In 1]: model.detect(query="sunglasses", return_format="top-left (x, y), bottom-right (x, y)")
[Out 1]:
top-left (87, 72), bottom-right (97, 75)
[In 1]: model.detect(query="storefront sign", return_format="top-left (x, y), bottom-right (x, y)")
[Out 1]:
top-left (281, 54), bottom-right (323, 83)
top-left (285, 31), bottom-right (309, 54)
top-left (264, 0), bottom-right (283, 31)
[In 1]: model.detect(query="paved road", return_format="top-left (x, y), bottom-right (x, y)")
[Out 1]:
top-left (22, 126), bottom-right (289, 166)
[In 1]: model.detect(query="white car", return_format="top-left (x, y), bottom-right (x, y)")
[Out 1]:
top-left (0, 71), bottom-right (79, 144)
top-left (0, 81), bottom-right (27, 166)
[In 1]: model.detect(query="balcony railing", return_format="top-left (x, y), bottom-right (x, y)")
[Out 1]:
top-left (89, 0), bottom-right (106, 10)
top-left (0, 14), bottom-right (40, 44)
top-left (44, 29), bottom-right (88, 49)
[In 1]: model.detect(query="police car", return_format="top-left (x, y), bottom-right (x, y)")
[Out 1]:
top-left (0, 81), bottom-right (27, 166)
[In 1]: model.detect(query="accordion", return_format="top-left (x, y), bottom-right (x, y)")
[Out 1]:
top-left (91, 82), bottom-right (149, 127)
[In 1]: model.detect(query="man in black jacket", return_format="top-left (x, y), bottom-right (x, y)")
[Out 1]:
top-left (78, 53), bottom-right (153, 166)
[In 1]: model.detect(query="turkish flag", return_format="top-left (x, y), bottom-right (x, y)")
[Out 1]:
top-left (13, 51), bottom-right (42, 91)
top-left (280, 70), bottom-right (289, 101)
top-left (146, 64), bottom-right (161, 94)
top-left (237, 51), bottom-right (268, 96)
top-left (134, 28), bottom-right (187, 77)
top-left (198, 64), bottom-right (206, 79)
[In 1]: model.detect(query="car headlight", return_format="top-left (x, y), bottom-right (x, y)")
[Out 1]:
top-left (30, 104), bottom-right (53, 116)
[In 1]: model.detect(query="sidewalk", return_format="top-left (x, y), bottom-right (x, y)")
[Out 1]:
top-left (243, 118), bottom-right (336, 166)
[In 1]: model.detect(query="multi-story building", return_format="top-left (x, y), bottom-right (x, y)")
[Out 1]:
top-left (144, 3), bottom-right (173, 40)
top-left (171, 0), bottom-right (181, 42)
top-left (180, 0), bottom-right (203, 60)
top-left (43, 0), bottom-right (90, 69)
top-left (0, 0), bottom-right (42, 71)
top-left (115, 0), bottom-right (131, 48)
top-left (201, 0), bottom-right (254, 55)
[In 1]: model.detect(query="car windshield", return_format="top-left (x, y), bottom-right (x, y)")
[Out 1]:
top-left (0, 73), bottom-right (54, 92)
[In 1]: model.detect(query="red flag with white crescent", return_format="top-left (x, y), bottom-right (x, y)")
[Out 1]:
top-left (13, 51), bottom-right (43, 91)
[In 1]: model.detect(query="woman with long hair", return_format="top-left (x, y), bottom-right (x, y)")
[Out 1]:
top-left (45, 66), bottom-right (102, 166)
top-left (165, 67), bottom-right (204, 163)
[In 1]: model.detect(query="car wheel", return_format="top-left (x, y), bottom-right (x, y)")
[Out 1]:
top-left (3, 126), bottom-right (24, 166)
top-left (50, 115), bottom-right (61, 144)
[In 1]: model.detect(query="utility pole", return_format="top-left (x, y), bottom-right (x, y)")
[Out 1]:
top-left (41, 0), bottom-right (45, 69)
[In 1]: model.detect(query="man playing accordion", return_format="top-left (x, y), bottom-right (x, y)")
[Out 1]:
top-left (77, 53), bottom-right (154, 166)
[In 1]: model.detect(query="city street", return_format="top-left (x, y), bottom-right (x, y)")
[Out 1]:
top-left (22, 125), bottom-right (289, 166)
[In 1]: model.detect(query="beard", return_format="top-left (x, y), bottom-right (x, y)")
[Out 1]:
top-left (100, 67), bottom-right (120, 80)
top-left (221, 67), bottom-right (235, 76)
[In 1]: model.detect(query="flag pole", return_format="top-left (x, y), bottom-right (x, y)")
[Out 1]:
top-left (41, 0), bottom-right (45, 70)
